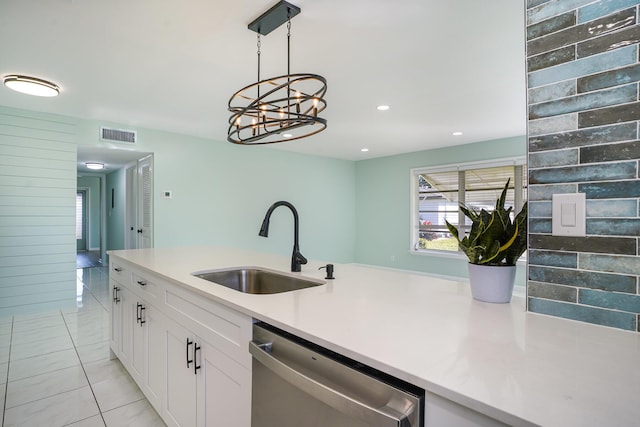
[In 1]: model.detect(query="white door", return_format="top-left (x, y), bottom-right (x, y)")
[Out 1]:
top-left (137, 155), bottom-right (153, 249)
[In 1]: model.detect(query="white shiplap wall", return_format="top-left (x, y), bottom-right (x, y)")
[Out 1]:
top-left (0, 107), bottom-right (77, 315)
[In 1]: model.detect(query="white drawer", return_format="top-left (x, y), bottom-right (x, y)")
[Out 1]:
top-left (110, 262), bottom-right (130, 286)
top-left (130, 271), bottom-right (161, 306)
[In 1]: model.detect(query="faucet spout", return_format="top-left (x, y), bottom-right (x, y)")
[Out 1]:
top-left (258, 201), bottom-right (307, 272)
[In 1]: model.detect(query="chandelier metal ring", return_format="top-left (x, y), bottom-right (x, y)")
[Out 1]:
top-left (227, 1), bottom-right (327, 145)
top-left (227, 73), bottom-right (327, 145)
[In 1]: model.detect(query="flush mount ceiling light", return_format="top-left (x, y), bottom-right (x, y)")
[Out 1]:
top-left (3, 75), bottom-right (60, 97)
top-left (227, 0), bottom-right (327, 145)
top-left (85, 162), bottom-right (104, 170)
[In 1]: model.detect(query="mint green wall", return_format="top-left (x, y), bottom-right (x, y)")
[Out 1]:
top-left (76, 175), bottom-right (101, 250)
top-left (0, 106), bottom-right (77, 315)
top-left (354, 136), bottom-right (527, 283)
top-left (76, 121), bottom-right (356, 263)
top-left (2, 104), bottom-right (526, 296)
top-left (105, 168), bottom-right (126, 252)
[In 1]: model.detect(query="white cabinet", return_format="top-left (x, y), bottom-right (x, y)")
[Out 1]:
top-left (111, 268), bottom-right (164, 414)
top-left (164, 319), bottom-right (197, 427)
top-left (197, 338), bottom-right (251, 427)
top-left (163, 325), bottom-right (251, 427)
top-left (119, 286), bottom-right (133, 365)
top-left (109, 279), bottom-right (122, 355)
top-left (109, 262), bottom-right (128, 357)
top-left (162, 300), bottom-right (251, 427)
top-left (109, 257), bottom-right (252, 427)
top-left (124, 295), bottom-right (164, 412)
top-left (144, 305), bottom-right (165, 411)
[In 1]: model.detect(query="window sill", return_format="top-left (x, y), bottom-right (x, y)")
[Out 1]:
top-left (409, 248), bottom-right (527, 265)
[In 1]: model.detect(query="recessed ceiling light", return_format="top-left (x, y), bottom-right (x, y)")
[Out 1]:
top-left (3, 75), bottom-right (60, 97)
top-left (282, 133), bottom-right (293, 138)
top-left (376, 105), bottom-right (390, 111)
top-left (85, 162), bottom-right (104, 170)
top-left (453, 131), bottom-right (463, 136)
top-left (361, 148), bottom-right (369, 152)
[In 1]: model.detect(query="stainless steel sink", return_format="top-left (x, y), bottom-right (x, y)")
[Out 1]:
top-left (192, 268), bottom-right (324, 294)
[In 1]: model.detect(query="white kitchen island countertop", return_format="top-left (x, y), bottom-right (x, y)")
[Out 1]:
top-left (109, 247), bottom-right (640, 427)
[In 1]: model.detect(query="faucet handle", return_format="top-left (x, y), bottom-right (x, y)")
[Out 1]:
top-left (296, 252), bottom-right (308, 265)
top-left (318, 264), bottom-right (334, 280)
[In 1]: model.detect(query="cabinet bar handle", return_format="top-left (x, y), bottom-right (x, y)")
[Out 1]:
top-left (136, 303), bottom-right (146, 325)
top-left (136, 280), bottom-right (147, 287)
top-left (140, 305), bottom-right (146, 325)
top-left (194, 343), bottom-right (201, 374)
top-left (113, 287), bottom-right (120, 303)
top-left (186, 339), bottom-right (193, 367)
top-left (114, 267), bottom-right (123, 272)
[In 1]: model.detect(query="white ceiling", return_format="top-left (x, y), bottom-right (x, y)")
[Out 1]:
top-left (1, 0), bottom-right (526, 164)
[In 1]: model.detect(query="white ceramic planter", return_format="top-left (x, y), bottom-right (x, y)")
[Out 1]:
top-left (467, 263), bottom-right (516, 303)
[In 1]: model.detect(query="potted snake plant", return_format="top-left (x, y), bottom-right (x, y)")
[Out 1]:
top-left (445, 179), bottom-right (527, 303)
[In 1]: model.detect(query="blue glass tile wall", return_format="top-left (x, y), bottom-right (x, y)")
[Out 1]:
top-left (527, 0), bottom-right (640, 332)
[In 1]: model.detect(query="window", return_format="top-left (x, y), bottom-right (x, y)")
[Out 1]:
top-left (76, 192), bottom-right (84, 240)
top-left (410, 158), bottom-right (527, 254)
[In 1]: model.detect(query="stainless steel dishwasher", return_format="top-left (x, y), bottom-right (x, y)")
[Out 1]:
top-left (250, 322), bottom-right (424, 427)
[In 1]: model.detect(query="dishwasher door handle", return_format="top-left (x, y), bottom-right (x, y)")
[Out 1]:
top-left (249, 341), bottom-right (412, 427)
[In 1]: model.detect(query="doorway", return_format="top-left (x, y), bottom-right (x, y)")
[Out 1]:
top-left (77, 147), bottom-right (154, 267)
top-left (76, 178), bottom-right (103, 268)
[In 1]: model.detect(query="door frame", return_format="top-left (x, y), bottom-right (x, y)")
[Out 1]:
top-left (125, 164), bottom-right (138, 249)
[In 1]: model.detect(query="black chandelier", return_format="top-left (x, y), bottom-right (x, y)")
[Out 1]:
top-left (227, 1), bottom-right (327, 145)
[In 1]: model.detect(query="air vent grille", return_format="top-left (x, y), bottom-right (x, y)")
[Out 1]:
top-left (100, 127), bottom-right (137, 144)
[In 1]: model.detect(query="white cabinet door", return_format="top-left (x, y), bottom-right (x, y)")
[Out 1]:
top-left (109, 280), bottom-right (122, 356)
top-left (164, 320), bottom-right (197, 427)
top-left (119, 286), bottom-right (133, 366)
top-left (144, 305), bottom-right (165, 412)
top-left (130, 299), bottom-right (145, 384)
top-left (130, 299), bottom-right (165, 412)
top-left (197, 338), bottom-right (251, 427)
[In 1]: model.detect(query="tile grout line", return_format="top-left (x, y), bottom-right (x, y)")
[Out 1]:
top-left (2, 317), bottom-right (14, 427)
top-left (62, 303), bottom-right (108, 427)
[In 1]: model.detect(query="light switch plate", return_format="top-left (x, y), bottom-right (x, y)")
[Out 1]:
top-left (552, 193), bottom-right (585, 236)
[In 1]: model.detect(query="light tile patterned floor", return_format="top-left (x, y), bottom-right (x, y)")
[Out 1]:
top-left (0, 267), bottom-right (166, 427)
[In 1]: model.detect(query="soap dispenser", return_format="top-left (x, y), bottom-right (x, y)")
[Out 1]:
top-left (318, 264), bottom-right (334, 280)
